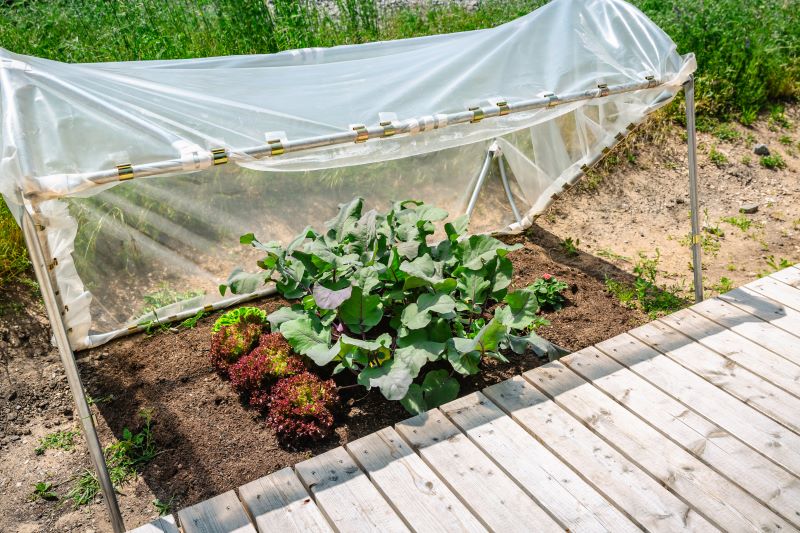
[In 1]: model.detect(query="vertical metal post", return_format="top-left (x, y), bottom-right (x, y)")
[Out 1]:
top-left (684, 75), bottom-right (704, 302)
top-left (20, 207), bottom-right (126, 533)
top-left (466, 146), bottom-right (496, 218)
top-left (497, 154), bottom-right (522, 224)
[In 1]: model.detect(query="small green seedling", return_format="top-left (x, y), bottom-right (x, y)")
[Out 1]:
top-left (760, 154), bottom-right (786, 170)
top-left (560, 237), bottom-right (580, 256)
top-left (35, 429), bottom-right (79, 455)
top-left (29, 481), bottom-right (58, 502)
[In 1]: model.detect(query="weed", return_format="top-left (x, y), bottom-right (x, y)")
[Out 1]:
top-left (710, 277), bottom-right (734, 294)
top-left (596, 248), bottom-right (631, 262)
top-left (722, 214), bottom-right (754, 232)
top-left (605, 250), bottom-right (685, 318)
top-left (740, 155), bottom-right (752, 166)
top-left (0, 198), bottom-right (30, 284)
top-left (153, 497), bottom-right (175, 516)
top-left (65, 409), bottom-right (157, 507)
top-left (679, 233), bottom-right (720, 256)
top-left (779, 135), bottom-right (793, 145)
top-left (560, 237), bottom-right (580, 257)
top-left (769, 106), bottom-right (792, 129)
top-left (180, 310), bottom-right (207, 329)
top-left (726, 263), bottom-right (737, 271)
top-left (712, 123), bottom-right (740, 142)
top-left (763, 256), bottom-right (796, 274)
top-left (29, 481), bottom-right (58, 502)
top-left (760, 154), bottom-right (787, 169)
top-left (35, 429), bottom-right (80, 455)
top-left (139, 283), bottom-right (205, 316)
top-left (87, 394), bottom-right (114, 406)
top-left (530, 274), bottom-right (569, 311)
top-left (708, 146), bottom-right (728, 167)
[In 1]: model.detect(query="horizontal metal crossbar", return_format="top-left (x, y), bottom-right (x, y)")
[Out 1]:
top-left (25, 77), bottom-right (669, 201)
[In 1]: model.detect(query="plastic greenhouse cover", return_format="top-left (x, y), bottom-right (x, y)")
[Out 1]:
top-left (0, 0), bottom-right (694, 350)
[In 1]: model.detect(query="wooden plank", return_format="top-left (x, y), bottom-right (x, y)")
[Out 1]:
top-left (294, 447), bottom-right (409, 533)
top-left (128, 515), bottom-right (180, 533)
top-left (525, 360), bottom-right (790, 532)
top-left (441, 392), bottom-right (640, 533)
top-left (770, 265), bottom-right (800, 289)
top-left (746, 275), bottom-right (800, 312)
top-left (597, 332), bottom-right (800, 475)
top-left (394, 409), bottom-right (564, 532)
top-left (346, 426), bottom-right (486, 533)
top-left (719, 286), bottom-right (800, 336)
top-left (660, 308), bottom-right (800, 399)
top-left (177, 490), bottom-right (256, 533)
top-left (484, 376), bottom-right (716, 532)
top-left (563, 346), bottom-right (800, 527)
top-left (633, 319), bottom-right (800, 434)
top-left (238, 467), bottom-right (332, 533)
top-left (691, 297), bottom-right (800, 367)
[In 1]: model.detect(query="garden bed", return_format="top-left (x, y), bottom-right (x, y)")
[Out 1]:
top-left (77, 223), bottom-right (647, 513)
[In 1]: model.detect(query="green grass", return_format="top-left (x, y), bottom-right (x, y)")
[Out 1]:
top-left (0, 198), bottom-right (30, 284)
top-left (66, 409), bottom-right (157, 507)
top-left (605, 250), bottom-right (686, 319)
top-left (760, 154), bottom-right (787, 170)
top-left (35, 429), bottom-right (80, 455)
top-left (1, 0), bottom-right (799, 287)
top-left (721, 214), bottom-right (755, 232)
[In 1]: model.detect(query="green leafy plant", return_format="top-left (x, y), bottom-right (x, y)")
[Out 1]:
top-left (721, 214), bottom-right (754, 232)
top-left (212, 306), bottom-right (267, 333)
top-left (35, 429), bottom-right (79, 455)
top-left (711, 277), bottom-right (734, 294)
top-left (605, 250), bottom-right (685, 318)
top-left (712, 123), bottom-right (740, 142)
top-left (779, 135), bottom-right (793, 146)
top-left (224, 198), bottom-right (561, 414)
top-left (559, 237), bottom-right (580, 257)
top-left (267, 372), bottom-right (339, 444)
top-left (708, 146), bottom-right (728, 166)
top-left (66, 409), bottom-right (158, 507)
top-left (29, 481), bottom-right (58, 502)
top-left (759, 256), bottom-right (796, 277)
top-left (209, 311), bottom-right (265, 375)
top-left (760, 154), bottom-right (786, 170)
top-left (153, 497), bottom-right (174, 516)
top-left (529, 274), bottom-right (569, 311)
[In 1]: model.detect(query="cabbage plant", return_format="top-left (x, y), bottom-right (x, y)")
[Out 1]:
top-left (222, 198), bottom-right (561, 414)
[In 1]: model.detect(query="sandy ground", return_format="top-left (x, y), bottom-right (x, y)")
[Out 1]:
top-left (0, 105), bottom-right (798, 532)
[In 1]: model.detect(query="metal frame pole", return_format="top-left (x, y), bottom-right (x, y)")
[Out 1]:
top-left (466, 146), bottom-right (496, 217)
top-left (20, 206), bottom-right (126, 533)
top-left (497, 154), bottom-right (522, 225)
top-left (684, 75), bottom-right (704, 302)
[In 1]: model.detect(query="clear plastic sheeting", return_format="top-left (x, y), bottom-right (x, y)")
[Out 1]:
top-left (0, 0), bottom-right (695, 350)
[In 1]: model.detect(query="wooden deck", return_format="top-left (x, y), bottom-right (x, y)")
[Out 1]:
top-left (131, 266), bottom-right (800, 533)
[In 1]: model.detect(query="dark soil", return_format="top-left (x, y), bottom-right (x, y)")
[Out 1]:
top-left (0, 224), bottom-right (647, 532)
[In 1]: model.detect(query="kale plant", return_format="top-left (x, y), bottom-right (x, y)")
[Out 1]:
top-left (222, 198), bottom-right (561, 414)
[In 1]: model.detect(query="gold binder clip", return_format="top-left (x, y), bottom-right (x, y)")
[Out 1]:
top-left (211, 148), bottom-right (228, 165)
top-left (352, 125), bottom-right (369, 143)
top-left (116, 163), bottom-right (134, 181)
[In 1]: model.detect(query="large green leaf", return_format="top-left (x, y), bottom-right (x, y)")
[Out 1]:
top-left (339, 286), bottom-right (383, 334)
top-left (444, 214), bottom-right (469, 242)
top-left (400, 254), bottom-right (444, 288)
top-left (400, 293), bottom-right (456, 330)
top-left (326, 197), bottom-right (363, 240)
top-left (458, 235), bottom-right (522, 270)
top-left (400, 385), bottom-right (426, 415)
top-left (497, 289), bottom-right (540, 330)
top-left (446, 338), bottom-right (481, 375)
top-left (312, 282), bottom-right (352, 310)
top-left (266, 305), bottom-right (305, 329)
top-left (457, 269), bottom-right (491, 306)
top-left (357, 358), bottom-right (414, 400)
top-left (279, 316), bottom-right (335, 365)
top-left (421, 370), bottom-right (460, 408)
top-left (506, 332), bottom-right (565, 361)
top-left (220, 268), bottom-right (268, 296)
